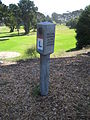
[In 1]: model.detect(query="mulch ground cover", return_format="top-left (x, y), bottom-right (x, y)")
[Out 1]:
top-left (0, 53), bottom-right (90, 120)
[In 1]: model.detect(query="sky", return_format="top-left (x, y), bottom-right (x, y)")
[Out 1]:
top-left (2, 0), bottom-right (90, 16)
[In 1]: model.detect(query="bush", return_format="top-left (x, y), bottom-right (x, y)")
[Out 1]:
top-left (76, 5), bottom-right (90, 49)
top-left (25, 46), bottom-right (38, 58)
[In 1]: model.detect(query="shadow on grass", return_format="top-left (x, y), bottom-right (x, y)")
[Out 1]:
top-left (0, 38), bottom-right (9, 41)
top-left (0, 32), bottom-right (25, 39)
top-left (66, 47), bottom-right (79, 52)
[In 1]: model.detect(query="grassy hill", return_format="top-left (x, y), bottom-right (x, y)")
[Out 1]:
top-left (0, 25), bottom-right (76, 60)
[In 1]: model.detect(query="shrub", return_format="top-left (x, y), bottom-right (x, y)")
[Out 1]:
top-left (76, 5), bottom-right (90, 49)
top-left (25, 46), bottom-right (38, 58)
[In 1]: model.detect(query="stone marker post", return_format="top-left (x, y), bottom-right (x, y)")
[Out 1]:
top-left (36, 22), bottom-right (55, 96)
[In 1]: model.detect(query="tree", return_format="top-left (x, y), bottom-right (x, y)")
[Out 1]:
top-left (66, 18), bottom-right (79, 29)
top-left (52, 12), bottom-right (58, 22)
top-left (52, 12), bottom-right (61, 24)
top-left (0, 0), bottom-right (2, 4)
top-left (0, 1), bottom-right (3, 23)
top-left (46, 15), bottom-right (52, 22)
top-left (30, 12), bottom-right (46, 31)
top-left (76, 5), bottom-right (90, 49)
top-left (37, 12), bottom-right (46, 23)
top-left (0, 1), bottom-right (7, 25)
top-left (18, 0), bottom-right (38, 34)
top-left (30, 13), bottom-right (37, 31)
top-left (8, 4), bottom-right (21, 34)
top-left (4, 4), bottom-right (21, 32)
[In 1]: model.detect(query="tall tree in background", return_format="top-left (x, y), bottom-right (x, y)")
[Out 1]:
top-left (18, 0), bottom-right (38, 34)
top-left (31, 13), bottom-right (37, 31)
top-left (4, 4), bottom-right (20, 32)
top-left (66, 17), bottom-right (79, 29)
top-left (0, 1), bottom-right (3, 23)
top-left (76, 5), bottom-right (90, 49)
top-left (37, 12), bottom-right (46, 23)
top-left (0, 0), bottom-right (2, 4)
top-left (0, 1), bottom-right (7, 25)
top-left (32, 12), bottom-right (52, 31)
top-left (52, 12), bottom-right (61, 24)
top-left (46, 15), bottom-right (52, 22)
top-left (8, 4), bottom-right (21, 34)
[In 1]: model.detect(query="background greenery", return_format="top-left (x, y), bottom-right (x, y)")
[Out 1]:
top-left (0, 0), bottom-right (90, 54)
top-left (0, 25), bottom-right (76, 60)
top-left (76, 5), bottom-right (90, 49)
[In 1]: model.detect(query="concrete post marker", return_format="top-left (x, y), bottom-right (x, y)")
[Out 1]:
top-left (36, 22), bottom-right (55, 96)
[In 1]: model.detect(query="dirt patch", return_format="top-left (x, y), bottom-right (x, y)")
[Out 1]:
top-left (0, 53), bottom-right (90, 119)
top-left (0, 52), bottom-right (20, 59)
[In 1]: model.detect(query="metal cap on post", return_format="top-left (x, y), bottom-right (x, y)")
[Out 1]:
top-left (36, 22), bottom-right (55, 96)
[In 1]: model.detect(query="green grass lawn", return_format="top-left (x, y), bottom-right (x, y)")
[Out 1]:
top-left (0, 25), bottom-right (76, 60)
top-left (54, 25), bottom-right (76, 56)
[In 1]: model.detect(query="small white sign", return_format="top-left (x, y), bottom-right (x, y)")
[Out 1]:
top-left (37, 38), bottom-right (43, 50)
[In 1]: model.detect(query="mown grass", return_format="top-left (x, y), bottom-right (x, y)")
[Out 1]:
top-left (0, 25), bottom-right (76, 60)
top-left (53, 25), bottom-right (76, 57)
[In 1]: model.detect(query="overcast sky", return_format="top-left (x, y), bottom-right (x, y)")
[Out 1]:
top-left (2, 0), bottom-right (90, 16)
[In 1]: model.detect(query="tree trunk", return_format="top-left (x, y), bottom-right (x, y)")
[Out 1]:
top-left (10, 26), bottom-right (14, 32)
top-left (24, 22), bottom-right (30, 34)
top-left (17, 29), bottom-right (19, 36)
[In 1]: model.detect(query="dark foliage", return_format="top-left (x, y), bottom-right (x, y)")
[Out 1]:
top-left (37, 12), bottom-right (46, 23)
top-left (18, 0), bottom-right (38, 34)
top-left (76, 5), bottom-right (90, 49)
top-left (0, 1), bottom-right (7, 25)
top-left (66, 18), bottom-right (78, 29)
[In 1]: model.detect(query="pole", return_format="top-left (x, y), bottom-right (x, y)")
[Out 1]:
top-left (40, 54), bottom-right (50, 96)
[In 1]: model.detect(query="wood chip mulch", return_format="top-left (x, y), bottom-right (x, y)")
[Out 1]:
top-left (0, 52), bottom-right (90, 120)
